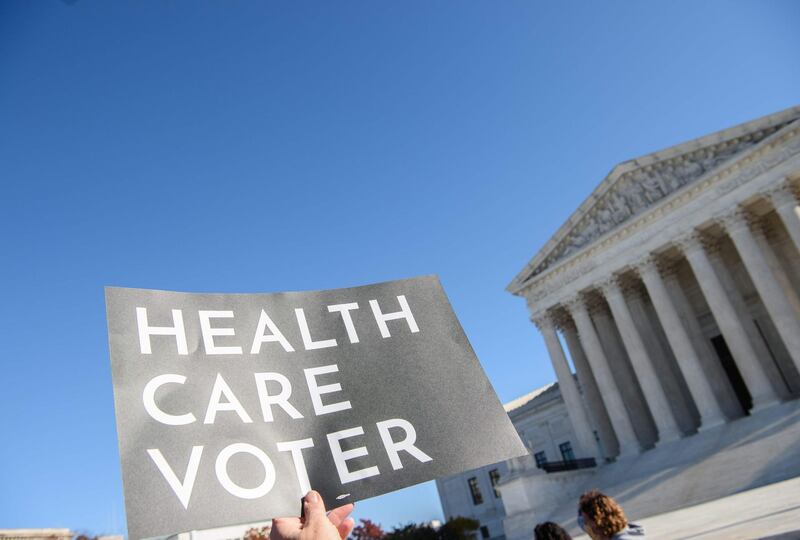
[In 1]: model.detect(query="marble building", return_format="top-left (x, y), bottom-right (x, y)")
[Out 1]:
top-left (479, 105), bottom-right (800, 538)
top-left (435, 383), bottom-right (577, 540)
top-left (507, 105), bottom-right (800, 463)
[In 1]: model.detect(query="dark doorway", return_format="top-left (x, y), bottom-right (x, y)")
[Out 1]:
top-left (711, 335), bottom-right (753, 414)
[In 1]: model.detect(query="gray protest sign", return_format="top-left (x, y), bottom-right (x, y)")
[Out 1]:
top-left (105, 275), bottom-right (526, 539)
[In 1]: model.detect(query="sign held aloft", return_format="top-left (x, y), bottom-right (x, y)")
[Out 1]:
top-left (105, 275), bottom-right (526, 539)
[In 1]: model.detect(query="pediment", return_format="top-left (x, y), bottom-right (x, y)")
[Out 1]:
top-left (508, 105), bottom-right (800, 295)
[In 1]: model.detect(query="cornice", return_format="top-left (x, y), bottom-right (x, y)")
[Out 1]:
top-left (517, 122), bottom-right (800, 305)
top-left (509, 107), bottom-right (800, 296)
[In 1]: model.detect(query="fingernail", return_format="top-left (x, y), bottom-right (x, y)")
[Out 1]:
top-left (306, 491), bottom-right (318, 503)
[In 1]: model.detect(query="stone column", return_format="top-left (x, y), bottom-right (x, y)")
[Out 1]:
top-left (562, 321), bottom-right (618, 459)
top-left (637, 256), bottom-right (727, 430)
top-left (566, 297), bottom-right (640, 457)
top-left (533, 312), bottom-right (599, 460)
top-left (601, 278), bottom-right (682, 444)
top-left (721, 208), bottom-right (800, 376)
top-left (767, 182), bottom-right (800, 252)
top-left (678, 232), bottom-right (779, 410)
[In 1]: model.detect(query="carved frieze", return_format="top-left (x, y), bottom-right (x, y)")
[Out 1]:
top-left (527, 123), bottom-right (789, 279)
top-left (518, 116), bottom-right (800, 315)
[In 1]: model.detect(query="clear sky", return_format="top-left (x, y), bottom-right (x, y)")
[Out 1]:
top-left (1, 0), bottom-right (798, 536)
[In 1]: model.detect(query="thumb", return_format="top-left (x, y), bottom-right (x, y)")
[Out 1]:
top-left (303, 490), bottom-right (328, 523)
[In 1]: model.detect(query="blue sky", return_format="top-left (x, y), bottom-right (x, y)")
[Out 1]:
top-left (1, 0), bottom-right (798, 536)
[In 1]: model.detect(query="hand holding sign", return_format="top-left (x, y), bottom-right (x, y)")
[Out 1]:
top-left (105, 276), bottom-right (526, 539)
top-left (270, 491), bottom-right (355, 540)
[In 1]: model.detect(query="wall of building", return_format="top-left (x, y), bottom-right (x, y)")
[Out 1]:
top-left (435, 385), bottom-right (579, 540)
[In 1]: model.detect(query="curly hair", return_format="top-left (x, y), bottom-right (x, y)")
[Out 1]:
top-left (578, 490), bottom-right (628, 537)
top-left (534, 521), bottom-right (572, 540)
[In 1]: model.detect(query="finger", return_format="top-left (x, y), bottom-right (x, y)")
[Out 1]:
top-left (303, 490), bottom-right (328, 523)
top-left (337, 517), bottom-right (355, 540)
top-left (327, 503), bottom-right (355, 527)
top-left (271, 517), bottom-right (301, 540)
top-left (272, 517), bottom-right (301, 529)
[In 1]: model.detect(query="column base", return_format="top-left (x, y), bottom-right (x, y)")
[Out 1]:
top-left (654, 431), bottom-right (682, 447)
top-left (751, 397), bottom-right (782, 414)
top-left (616, 445), bottom-right (642, 459)
top-left (697, 416), bottom-right (728, 433)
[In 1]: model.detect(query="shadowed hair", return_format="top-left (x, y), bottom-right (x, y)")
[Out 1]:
top-left (578, 490), bottom-right (628, 537)
top-left (534, 521), bottom-right (572, 540)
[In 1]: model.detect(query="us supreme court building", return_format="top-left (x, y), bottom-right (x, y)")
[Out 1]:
top-left (438, 105), bottom-right (800, 538)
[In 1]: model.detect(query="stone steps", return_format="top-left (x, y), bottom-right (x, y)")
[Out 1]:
top-left (521, 399), bottom-right (800, 537)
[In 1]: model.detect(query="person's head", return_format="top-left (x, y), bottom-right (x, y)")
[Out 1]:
top-left (533, 521), bottom-right (572, 540)
top-left (577, 491), bottom-right (628, 540)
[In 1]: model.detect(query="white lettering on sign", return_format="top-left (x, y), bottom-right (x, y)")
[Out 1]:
top-left (250, 309), bottom-right (295, 353)
top-left (129, 290), bottom-right (438, 514)
top-left (136, 294), bottom-right (417, 358)
top-left (142, 365), bottom-right (353, 425)
top-left (254, 372), bottom-right (304, 422)
top-left (147, 446), bottom-right (204, 509)
top-left (327, 302), bottom-right (360, 343)
top-left (376, 418), bottom-right (433, 470)
top-left (137, 307), bottom-right (188, 355)
top-left (199, 311), bottom-right (242, 355)
top-left (295, 308), bottom-right (338, 350)
top-left (304, 364), bottom-right (352, 416)
top-left (276, 438), bottom-right (315, 495)
top-left (146, 418), bottom-right (430, 506)
top-left (204, 373), bottom-right (253, 424)
top-left (215, 443), bottom-right (276, 499)
top-left (327, 426), bottom-right (380, 484)
top-left (142, 374), bottom-right (196, 426)
top-left (369, 295), bottom-right (419, 338)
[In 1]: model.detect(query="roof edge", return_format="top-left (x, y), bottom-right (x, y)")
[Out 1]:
top-left (507, 104), bottom-right (800, 296)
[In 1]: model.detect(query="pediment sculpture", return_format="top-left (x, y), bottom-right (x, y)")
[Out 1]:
top-left (529, 122), bottom-right (788, 278)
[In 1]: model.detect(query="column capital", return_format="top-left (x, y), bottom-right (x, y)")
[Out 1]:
top-left (765, 181), bottom-right (799, 209)
top-left (674, 230), bottom-right (704, 256)
top-left (714, 206), bottom-right (756, 235)
top-left (639, 254), bottom-right (680, 279)
top-left (531, 312), bottom-right (555, 332)
top-left (597, 276), bottom-right (623, 298)
top-left (659, 259), bottom-right (680, 278)
top-left (675, 229), bottom-right (724, 257)
top-left (623, 279), bottom-right (647, 300)
top-left (633, 254), bottom-right (660, 277)
top-left (564, 295), bottom-right (588, 317)
top-left (559, 316), bottom-right (577, 332)
top-left (588, 293), bottom-right (610, 315)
